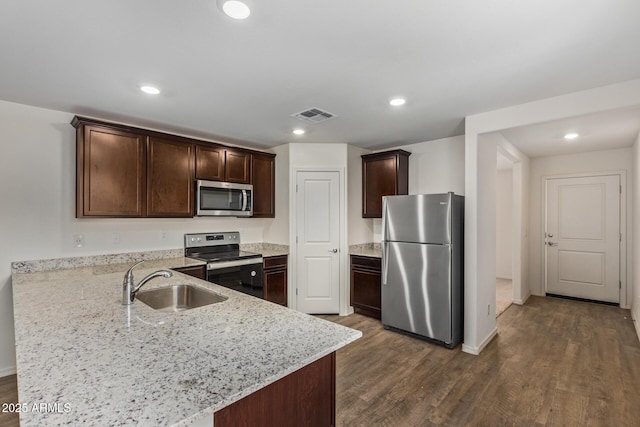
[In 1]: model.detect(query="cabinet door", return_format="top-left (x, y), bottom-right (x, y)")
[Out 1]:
top-left (264, 268), bottom-right (287, 306)
top-left (350, 256), bottom-right (381, 319)
top-left (362, 157), bottom-right (397, 218)
top-left (225, 149), bottom-right (251, 183)
top-left (362, 150), bottom-right (409, 218)
top-left (251, 153), bottom-right (275, 218)
top-left (196, 145), bottom-right (225, 181)
top-left (78, 125), bottom-right (146, 217)
top-left (264, 255), bottom-right (288, 306)
top-left (147, 137), bottom-right (195, 217)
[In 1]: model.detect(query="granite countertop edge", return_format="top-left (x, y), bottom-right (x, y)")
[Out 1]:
top-left (349, 242), bottom-right (382, 258)
top-left (11, 242), bottom-right (290, 274)
top-left (11, 243), bottom-right (358, 427)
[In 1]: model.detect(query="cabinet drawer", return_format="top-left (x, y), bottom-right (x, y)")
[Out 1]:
top-left (264, 255), bottom-right (288, 269)
top-left (350, 255), bottom-right (381, 271)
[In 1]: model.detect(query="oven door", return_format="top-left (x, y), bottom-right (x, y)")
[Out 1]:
top-left (207, 259), bottom-right (263, 299)
top-left (196, 180), bottom-right (253, 217)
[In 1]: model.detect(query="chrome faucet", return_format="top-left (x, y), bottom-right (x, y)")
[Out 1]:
top-left (122, 261), bottom-right (173, 305)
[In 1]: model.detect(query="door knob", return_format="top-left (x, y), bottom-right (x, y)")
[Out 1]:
top-left (547, 242), bottom-right (558, 247)
top-left (329, 248), bottom-right (338, 253)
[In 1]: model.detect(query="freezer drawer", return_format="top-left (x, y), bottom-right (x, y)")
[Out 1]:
top-left (381, 241), bottom-right (452, 343)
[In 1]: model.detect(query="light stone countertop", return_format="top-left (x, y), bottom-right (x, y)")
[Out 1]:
top-left (349, 243), bottom-right (382, 258)
top-left (12, 259), bottom-right (360, 426)
top-left (240, 243), bottom-right (289, 258)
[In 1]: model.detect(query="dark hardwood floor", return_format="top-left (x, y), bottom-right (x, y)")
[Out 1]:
top-left (2, 297), bottom-right (638, 426)
top-left (322, 296), bottom-right (640, 426)
top-left (0, 374), bottom-right (19, 427)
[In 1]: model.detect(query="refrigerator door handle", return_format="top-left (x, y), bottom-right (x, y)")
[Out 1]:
top-left (382, 242), bottom-right (389, 285)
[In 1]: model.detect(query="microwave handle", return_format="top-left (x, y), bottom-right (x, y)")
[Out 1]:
top-left (242, 189), bottom-right (247, 211)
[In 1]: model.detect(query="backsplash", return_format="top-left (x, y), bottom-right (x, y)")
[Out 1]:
top-left (11, 249), bottom-right (184, 274)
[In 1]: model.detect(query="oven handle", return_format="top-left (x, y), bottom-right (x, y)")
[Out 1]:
top-left (207, 258), bottom-right (263, 270)
top-left (241, 189), bottom-right (247, 212)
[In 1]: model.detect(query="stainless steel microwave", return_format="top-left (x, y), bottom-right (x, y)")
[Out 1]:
top-left (195, 180), bottom-right (253, 217)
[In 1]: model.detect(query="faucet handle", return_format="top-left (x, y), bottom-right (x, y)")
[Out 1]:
top-left (125, 260), bottom-right (145, 281)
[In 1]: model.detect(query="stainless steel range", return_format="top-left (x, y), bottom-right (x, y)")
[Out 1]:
top-left (184, 232), bottom-right (264, 299)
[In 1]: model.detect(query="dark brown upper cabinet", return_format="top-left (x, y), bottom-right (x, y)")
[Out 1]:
top-left (251, 152), bottom-right (276, 218)
top-left (196, 145), bottom-right (251, 184)
top-left (361, 149), bottom-right (410, 218)
top-left (75, 122), bottom-right (147, 217)
top-left (147, 137), bottom-right (195, 217)
top-left (72, 116), bottom-right (276, 219)
top-left (225, 149), bottom-right (251, 184)
top-left (196, 145), bottom-right (225, 181)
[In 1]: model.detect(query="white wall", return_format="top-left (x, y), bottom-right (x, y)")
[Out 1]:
top-left (529, 148), bottom-right (633, 307)
top-left (632, 132), bottom-right (640, 337)
top-left (0, 100), bottom-right (277, 375)
top-left (496, 169), bottom-right (513, 279)
top-left (372, 135), bottom-right (466, 241)
top-left (264, 144), bottom-right (290, 244)
top-left (347, 145), bottom-right (373, 244)
top-left (401, 136), bottom-right (466, 195)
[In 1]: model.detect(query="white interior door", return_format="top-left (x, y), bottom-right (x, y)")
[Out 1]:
top-left (545, 175), bottom-right (620, 303)
top-left (296, 171), bottom-right (341, 313)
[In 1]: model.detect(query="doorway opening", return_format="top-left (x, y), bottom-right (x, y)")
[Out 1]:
top-left (496, 149), bottom-right (515, 317)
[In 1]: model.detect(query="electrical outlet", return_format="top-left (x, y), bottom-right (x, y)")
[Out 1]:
top-left (161, 231), bottom-right (167, 240)
top-left (73, 234), bottom-right (84, 248)
top-left (112, 232), bottom-right (121, 244)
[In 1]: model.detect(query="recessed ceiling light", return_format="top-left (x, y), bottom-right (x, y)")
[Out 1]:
top-left (293, 129), bottom-right (305, 135)
top-left (564, 132), bottom-right (579, 140)
top-left (222, 1), bottom-right (251, 19)
top-left (389, 97), bottom-right (406, 106)
top-left (140, 85), bottom-right (160, 95)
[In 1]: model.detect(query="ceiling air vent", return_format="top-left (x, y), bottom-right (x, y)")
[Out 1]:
top-left (292, 108), bottom-right (336, 124)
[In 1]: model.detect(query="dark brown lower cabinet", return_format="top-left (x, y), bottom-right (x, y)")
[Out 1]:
top-left (350, 255), bottom-right (382, 319)
top-left (171, 265), bottom-right (206, 280)
top-left (214, 352), bottom-right (335, 427)
top-left (263, 255), bottom-right (288, 306)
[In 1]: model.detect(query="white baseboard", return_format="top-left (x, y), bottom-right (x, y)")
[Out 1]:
top-left (0, 365), bottom-right (16, 377)
top-left (632, 310), bottom-right (640, 345)
top-left (496, 276), bottom-right (513, 280)
top-left (462, 327), bottom-right (498, 355)
top-left (341, 306), bottom-right (355, 316)
top-left (530, 292), bottom-right (545, 297)
top-left (513, 293), bottom-right (531, 305)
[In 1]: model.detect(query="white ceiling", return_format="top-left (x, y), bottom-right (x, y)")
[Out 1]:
top-left (1, 0), bottom-right (640, 149)
top-left (501, 107), bottom-right (640, 158)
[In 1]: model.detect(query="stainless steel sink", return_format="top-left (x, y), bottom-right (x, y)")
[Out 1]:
top-left (136, 284), bottom-right (227, 312)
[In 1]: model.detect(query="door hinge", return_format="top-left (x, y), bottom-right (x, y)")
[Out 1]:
top-left (620, 233), bottom-right (622, 242)
top-left (296, 235), bottom-right (298, 243)
top-left (296, 288), bottom-right (298, 295)
top-left (620, 281), bottom-right (622, 289)
top-left (620, 185), bottom-right (622, 194)
top-left (296, 184), bottom-right (299, 192)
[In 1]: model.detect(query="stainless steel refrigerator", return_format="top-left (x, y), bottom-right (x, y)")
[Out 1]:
top-left (381, 193), bottom-right (464, 348)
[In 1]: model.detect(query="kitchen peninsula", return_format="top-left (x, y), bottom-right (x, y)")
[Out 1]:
top-left (11, 251), bottom-right (361, 426)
